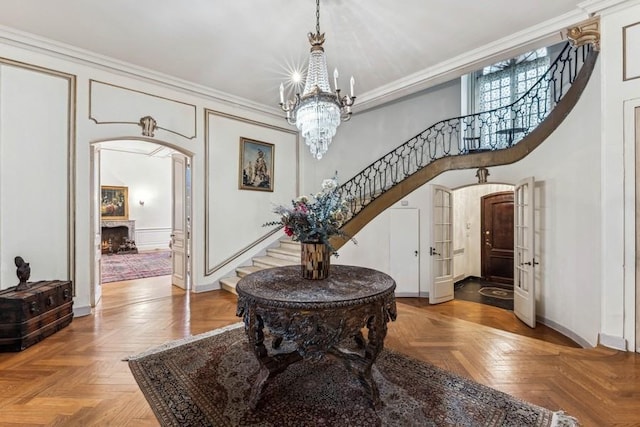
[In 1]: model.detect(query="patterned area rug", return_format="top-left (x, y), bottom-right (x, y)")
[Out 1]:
top-left (128, 324), bottom-right (577, 427)
top-left (101, 251), bottom-right (172, 283)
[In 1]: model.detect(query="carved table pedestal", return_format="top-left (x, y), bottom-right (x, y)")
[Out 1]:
top-left (236, 265), bottom-right (397, 410)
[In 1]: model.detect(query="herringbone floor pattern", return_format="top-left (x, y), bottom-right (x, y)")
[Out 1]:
top-left (0, 276), bottom-right (638, 426)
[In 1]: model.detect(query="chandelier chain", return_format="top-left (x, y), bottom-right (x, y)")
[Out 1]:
top-left (315, 0), bottom-right (321, 35)
top-left (278, 0), bottom-right (355, 160)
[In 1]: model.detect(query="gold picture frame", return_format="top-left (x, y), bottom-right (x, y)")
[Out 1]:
top-left (239, 137), bottom-right (274, 192)
top-left (101, 185), bottom-right (129, 220)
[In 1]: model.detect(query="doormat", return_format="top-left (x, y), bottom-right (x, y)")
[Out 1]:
top-left (479, 286), bottom-right (515, 300)
top-left (127, 324), bottom-right (578, 427)
top-left (101, 250), bottom-right (172, 283)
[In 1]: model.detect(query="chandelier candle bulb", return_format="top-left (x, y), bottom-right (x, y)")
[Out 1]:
top-left (350, 76), bottom-right (355, 97)
top-left (279, 83), bottom-right (284, 104)
top-left (334, 68), bottom-right (339, 91)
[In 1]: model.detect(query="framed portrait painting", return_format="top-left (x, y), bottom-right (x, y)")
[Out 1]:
top-left (101, 185), bottom-right (129, 220)
top-left (239, 137), bottom-right (274, 192)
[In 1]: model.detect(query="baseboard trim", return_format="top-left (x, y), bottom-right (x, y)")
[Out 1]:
top-left (598, 333), bottom-right (628, 351)
top-left (536, 316), bottom-right (593, 348)
top-left (395, 292), bottom-right (420, 298)
top-left (192, 281), bottom-right (220, 293)
top-left (73, 305), bottom-right (92, 317)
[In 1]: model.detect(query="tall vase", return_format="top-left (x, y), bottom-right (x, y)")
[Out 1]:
top-left (300, 241), bottom-right (330, 280)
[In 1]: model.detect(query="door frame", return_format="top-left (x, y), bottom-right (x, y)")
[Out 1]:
top-left (480, 191), bottom-right (515, 285)
top-left (635, 105), bottom-right (640, 352)
top-left (89, 137), bottom-right (194, 306)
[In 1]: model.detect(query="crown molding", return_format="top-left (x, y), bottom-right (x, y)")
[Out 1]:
top-left (0, 1), bottom-right (625, 119)
top-left (578, 0), bottom-right (640, 15)
top-left (0, 24), bottom-right (283, 119)
top-left (355, 8), bottom-right (591, 113)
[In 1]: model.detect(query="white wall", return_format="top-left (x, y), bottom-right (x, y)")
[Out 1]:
top-left (599, 3), bottom-right (640, 351)
top-left (204, 111), bottom-right (299, 285)
top-left (100, 149), bottom-right (172, 251)
top-left (0, 63), bottom-right (71, 289)
top-left (0, 30), bottom-right (296, 313)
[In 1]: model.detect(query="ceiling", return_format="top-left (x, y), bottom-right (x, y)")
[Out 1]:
top-left (0, 0), bottom-right (588, 114)
top-left (99, 140), bottom-right (176, 158)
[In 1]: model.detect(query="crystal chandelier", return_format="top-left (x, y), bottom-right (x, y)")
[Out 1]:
top-left (279, 0), bottom-right (356, 160)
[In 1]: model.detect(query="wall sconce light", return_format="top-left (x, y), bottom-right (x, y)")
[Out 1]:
top-left (139, 200), bottom-right (145, 206)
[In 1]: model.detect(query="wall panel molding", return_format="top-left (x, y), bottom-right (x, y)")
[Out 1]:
top-left (89, 80), bottom-right (197, 139)
top-left (0, 57), bottom-right (76, 289)
top-left (204, 109), bottom-right (299, 276)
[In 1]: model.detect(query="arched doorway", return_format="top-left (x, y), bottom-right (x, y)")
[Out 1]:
top-left (90, 137), bottom-right (193, 307)
top-left (451, 183), bottom-right (515, 310)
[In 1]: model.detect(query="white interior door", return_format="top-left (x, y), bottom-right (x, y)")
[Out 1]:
top-left (389, 208), bottom-right (420, 296)
top-left (430, 185), bottom-right (454, 304)
top-left (514, 176), bottom-right (536, 327)
top-left (171, 154), bottom-right (188, 289)
top-left (90, 146), bottom-right (102, 306)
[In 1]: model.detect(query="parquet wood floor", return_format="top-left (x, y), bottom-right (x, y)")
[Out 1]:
top-left (0, 276), bottom-right (638, 426)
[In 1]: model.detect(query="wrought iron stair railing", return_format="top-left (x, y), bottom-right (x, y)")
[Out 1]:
top-left (334, 41), bottom-right (598, 245)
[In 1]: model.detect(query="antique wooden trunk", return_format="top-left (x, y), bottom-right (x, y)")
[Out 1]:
top-left (0, 280), bottom-right (73, 352)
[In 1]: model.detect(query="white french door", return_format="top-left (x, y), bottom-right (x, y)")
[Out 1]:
top-left (514, 176), bottom-right (536, 327)
top-left (430, 185), bottom-right (454, 304)
top-left (171, 154), bottom-right (189, 289)
top-left (90, 146), bottom-right (102, 306)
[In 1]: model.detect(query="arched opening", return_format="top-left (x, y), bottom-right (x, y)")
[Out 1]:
top-left (89, 137), bottom-right (193, 307)
top-left (452, 183), bottom-right (515, 310)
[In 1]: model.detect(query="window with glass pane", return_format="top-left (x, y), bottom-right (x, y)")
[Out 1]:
top-left (475, 48), bottom-right (550, 149)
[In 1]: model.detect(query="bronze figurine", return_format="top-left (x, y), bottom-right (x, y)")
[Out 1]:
top-left (15, 256), bottom-right (31, 291)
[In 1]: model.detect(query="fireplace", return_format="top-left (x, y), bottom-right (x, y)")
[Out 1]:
top-left (101, 220), bottom-right (138, 254)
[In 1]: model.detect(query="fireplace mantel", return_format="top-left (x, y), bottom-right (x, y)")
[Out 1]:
top-left (101, 220), bottom-right (135, 241)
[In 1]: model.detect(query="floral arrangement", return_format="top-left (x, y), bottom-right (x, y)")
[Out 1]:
top-left (264, 176), bottom-right (355, 255)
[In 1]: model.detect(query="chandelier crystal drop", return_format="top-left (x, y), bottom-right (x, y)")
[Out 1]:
top-left (279, 0), bottom-right (355, 160)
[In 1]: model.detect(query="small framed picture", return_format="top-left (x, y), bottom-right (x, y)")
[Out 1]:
top-left (101, 185), bottom-right (129, 220)
top-left (239, 137), bottom-right (274, 192)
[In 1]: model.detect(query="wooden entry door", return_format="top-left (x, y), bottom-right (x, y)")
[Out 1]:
top-left (481, 191), bottom-right (514, 285)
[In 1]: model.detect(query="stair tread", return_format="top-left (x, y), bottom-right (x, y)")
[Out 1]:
top-left (222, 241), bottom-right (299, 295)
top-left (219, 276), bottom-right (239, 295)
top-left (253, 256), bottom-right (296, 267)
top-left (236, 265), bottom-right (265, 277)
top-left (268, 246), bottom-right (299, 256)
top-left (220, 275), bottom-right (240, 285)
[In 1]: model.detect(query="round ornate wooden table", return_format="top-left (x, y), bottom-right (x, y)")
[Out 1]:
top-left (235, 265), bottom-right (397, 410)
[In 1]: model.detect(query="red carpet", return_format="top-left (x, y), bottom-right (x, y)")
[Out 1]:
top-left (101, 251), bottom-right (172, 283)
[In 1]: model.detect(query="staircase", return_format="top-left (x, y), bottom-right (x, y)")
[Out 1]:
top-left (332, 40), bottom-right (599, 251)
top-left (219, 238), bottom-right (299, 294)
top-left (219, 40), bottom-right (599, 295)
